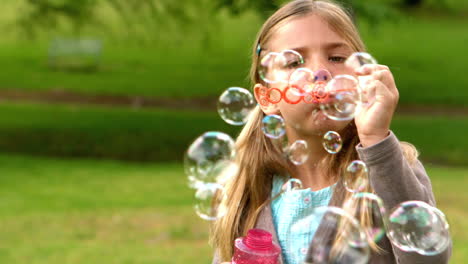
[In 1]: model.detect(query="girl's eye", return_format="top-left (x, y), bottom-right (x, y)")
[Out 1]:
top-left (284, 60), bottom-right (303, 69)
top-left (329, 56), bottom-right (346, 63)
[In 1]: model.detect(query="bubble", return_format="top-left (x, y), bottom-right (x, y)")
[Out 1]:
top-left (322, 131), bottom-right (343, 154)
top-left (285, 140), bottom-right (309, 165)
top-left (281, 178), bottom-right (303, 193)
top-left (288, 68), bottom-right (315, 102)
top-left (217, 87), bottom-right (256, 126)
top-left (287, 206), bottom-right (369, 264)
top-left (345, 52), bottom-right (378, 70)
top-left (346, 192), bottom-right (387, 243)
top-left (184, 132), bottom-right (236, 187)
top-left (262, 115), bottom-right (286, 139)
top-left (320, 75), bottom-right (361, 121)
top-left (345, 52), bottom-right (378, 107)
top-left (194, 183), bottom-right (227, 221)
top-left (343, 160), bottom-right (369, 193)
top-left (258, 50), bottom-right (304, 84)
top-left (387, 201), bottom-right (450, 256)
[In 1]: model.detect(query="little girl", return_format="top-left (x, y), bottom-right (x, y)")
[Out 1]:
top-left (211, 0), bottom-right (451, 263)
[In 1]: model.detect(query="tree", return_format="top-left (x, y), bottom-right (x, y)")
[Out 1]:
top-left (216, 0), bottom-right (402, 26)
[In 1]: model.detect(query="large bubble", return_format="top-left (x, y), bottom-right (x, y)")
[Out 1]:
top-left (194, 183), bottom-right (227, 221)
top-left (184, 131), bottom-right (236, 188)
top-left (287, 206), bottom-right (370, 264)
top-left (346, 192), bottom-right (387, 243)
top-left (345, 52), bottom-right (378, 107)
top-left (258, 50), bottom-right (304, 84)
top-left (217, 87), bottom-right (256, 126)
top-left (345, 52), bottom-right (378, 70)
top-left (320, 75), bottom-right (361, 121)
top-left (387, 201), bottom-right (450, 256)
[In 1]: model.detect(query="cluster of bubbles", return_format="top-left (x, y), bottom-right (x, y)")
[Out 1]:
top-left (279, 176), bottom-right (450, 263)
top-left (258, 51), bottom-right (377, 121)
top-left (183, 49), bottom-right (450, 261)
top-left (184, 131), bottom-right (237, 220)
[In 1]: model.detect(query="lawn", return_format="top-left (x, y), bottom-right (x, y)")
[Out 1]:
top-left (0, 154), bottom-right (466, 263)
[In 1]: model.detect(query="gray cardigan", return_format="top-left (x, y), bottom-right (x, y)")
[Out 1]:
top-left (213, 131), bottom-right (452, 263)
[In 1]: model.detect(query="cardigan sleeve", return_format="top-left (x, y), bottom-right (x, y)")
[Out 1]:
top-left (356, 131), bottom-right (452, 263)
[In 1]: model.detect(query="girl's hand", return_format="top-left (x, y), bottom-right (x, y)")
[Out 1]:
top-left (353, 64), bottom-right (399, 147)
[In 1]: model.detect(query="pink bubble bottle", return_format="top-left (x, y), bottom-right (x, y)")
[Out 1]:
top-left (232, 228), bottom-right (281, 264)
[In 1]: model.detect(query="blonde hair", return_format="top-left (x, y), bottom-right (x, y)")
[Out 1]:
top-left (210, 0), bottom-right (418, 261)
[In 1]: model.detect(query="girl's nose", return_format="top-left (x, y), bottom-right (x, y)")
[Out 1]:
top-left (314, 69), bottom-right (332, 82)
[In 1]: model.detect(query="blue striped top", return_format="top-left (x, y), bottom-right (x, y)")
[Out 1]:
top-left (271, 176), bottom-right (335, 264)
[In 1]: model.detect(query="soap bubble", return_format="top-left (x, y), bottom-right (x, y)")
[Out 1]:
top-left (184, 132), bottom-right (236, 187)
top-left (343, 160), bottom-right (369, 193)
top-left (322, 131), bottom-right (343, 154)
top-left (262, 115), bottom-right (286, 139)
top-left (258, 50), bottom-right (304, 84)
top-left (387, 201), bottom-right (450, 256)
top-left (346, 192), bottom-right (387, 243)
top-left (345, 52), bottom-right (378, 70)
top-left (281, 178), bottom-right (304, 193)
top-left (320, 75), bottom-right (361, 121)
top-left (194, 183), bottom-right (227, 221)
top-left (285, 140), bottom-right (309, 165)
top-left (288, 68), bottom-right (314, 103)
top-left (188, 160), bottom-right (239, 188)
top-left (345, 52), bottom-right (378, 107)
top-left (287, 206), bottom-right (369, 264)
top-left (217, 87), bottom-right (256, 126)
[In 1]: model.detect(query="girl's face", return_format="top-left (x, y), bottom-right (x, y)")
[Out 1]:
top-left (257, 14), bottom-right (356, 137)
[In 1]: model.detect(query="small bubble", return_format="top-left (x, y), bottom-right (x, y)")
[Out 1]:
top-left (194, 183), bottom-right (227, 221)
top-left (322, 131), bottom-right (343, 154)
top-left (262, 115), bottom-right (286, 139)
top-left (217, 87), bottom-right (256, 126)
top-left (285, 140), bottom-right (309, 165)
top-left (343, 160), bottom-right (369, 193)
top-left (184, 132), bottom-right (235, 187)
top-left (281, 178), bottom-right (303, 193)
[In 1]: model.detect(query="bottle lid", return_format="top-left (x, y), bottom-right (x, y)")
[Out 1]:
top-left (244, 228), bottom-right (274, 251)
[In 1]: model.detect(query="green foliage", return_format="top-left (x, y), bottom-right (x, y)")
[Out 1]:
top-left (216, 0), bottom-right (401, 27)
top-left (14, 0), bottom-right (218, 45)
top-left (18, 0), bottom-right (96, 36)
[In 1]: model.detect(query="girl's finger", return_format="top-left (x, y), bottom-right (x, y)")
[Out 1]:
top-left (355, 64), bottom-right (389, 76)
top-left (372, 69), bottom-right (398, 96)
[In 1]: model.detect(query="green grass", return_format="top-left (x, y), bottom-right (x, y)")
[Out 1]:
top-left (0, 102), bottom-right (465, 165)
top-left (0, 154), bottom-right (466, 263)
top-left (0, 154), bottom-right (213, 263)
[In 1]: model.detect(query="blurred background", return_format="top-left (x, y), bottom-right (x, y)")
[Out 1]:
top-left (0, 0), bottom-right (466, 263)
